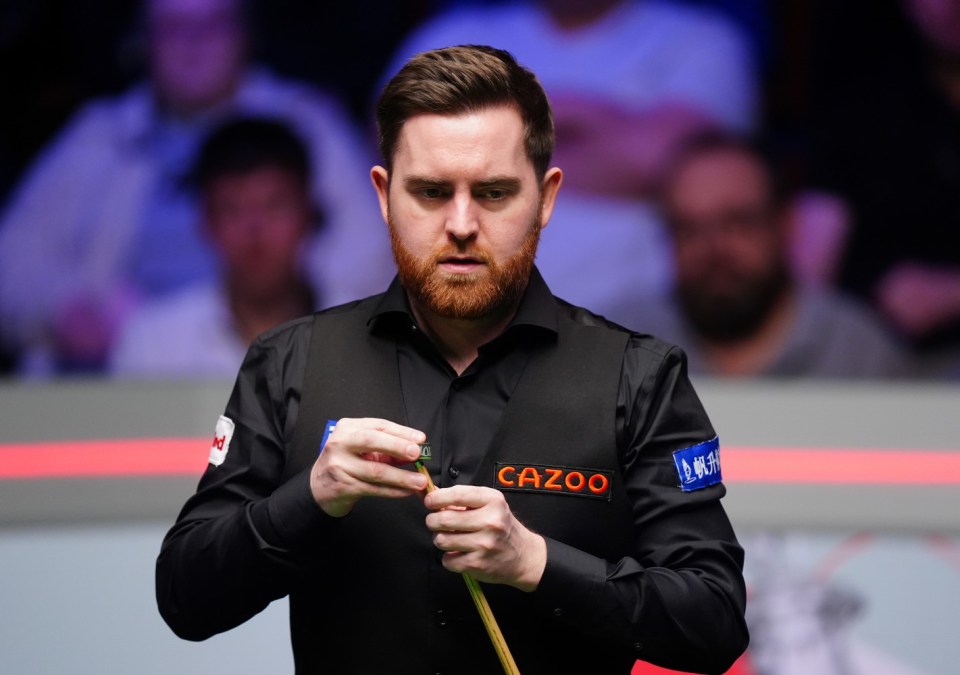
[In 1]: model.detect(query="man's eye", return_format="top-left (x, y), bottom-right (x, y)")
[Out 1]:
top-left (481, 189), bottom-right (508, 201)
top-left (419, 187), bottom-right (445, 199)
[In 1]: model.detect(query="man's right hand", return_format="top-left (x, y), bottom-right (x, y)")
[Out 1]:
top-left (309, 418), bottom-right (428, 517)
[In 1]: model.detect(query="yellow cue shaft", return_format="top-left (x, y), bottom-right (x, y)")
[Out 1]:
top-left (416, 461), bottom-right (521, 675)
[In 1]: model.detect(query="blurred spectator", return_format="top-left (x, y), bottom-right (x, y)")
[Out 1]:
top-left (612, 133), bottom-right (909, 378)
top-left (805, 0), bottom-right (960, 361)
top-left (0, 0), bottom-right (391, 376)
top-left (110, 117), bottom-right (318, 378)
top-left (382, 0), bottom-right (757, 318)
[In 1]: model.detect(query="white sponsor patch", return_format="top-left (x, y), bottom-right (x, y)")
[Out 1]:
top-left (209, 415), bottom-right (235, 467)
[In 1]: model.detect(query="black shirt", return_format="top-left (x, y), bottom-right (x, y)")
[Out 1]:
top-left (156, 269), bottom-right (748, 673)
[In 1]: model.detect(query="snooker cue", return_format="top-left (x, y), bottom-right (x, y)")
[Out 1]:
top-left (416, 459), bottom-right (522, 675)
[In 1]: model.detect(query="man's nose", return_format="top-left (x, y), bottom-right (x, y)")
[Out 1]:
top-left (444, 194), bottom-right (480, 241)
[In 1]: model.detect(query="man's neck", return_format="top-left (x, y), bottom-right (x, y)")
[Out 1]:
top-left (699, 288), bottom-right (798, 377)
top-left (408, 298), bottom-right (519, 375)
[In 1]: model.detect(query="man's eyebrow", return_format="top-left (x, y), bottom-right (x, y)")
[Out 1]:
top-left (474, 176), bottom-right (521, 190)
top-left (401, 175), bottom-right (522, 190)
top-left (402, 175), bottom-right (450, 188)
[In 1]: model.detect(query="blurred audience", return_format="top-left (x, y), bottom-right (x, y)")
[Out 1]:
top-left (805, 0), bottom-right (960, 366)
top-left (612, 133), bottom-right (909, 378)
top-left (3, 0), bottom-right (956, 382)
top-left (110, 118), bottom-right (318, 378)
top-left (0, 0), bottom-right (391, 376)
top-left (383, 0), bottom-right (757, 318)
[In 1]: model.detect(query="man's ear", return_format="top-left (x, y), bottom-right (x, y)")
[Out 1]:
top-left (538, 167), bottom-right (563, 230)
top-left (370, 166), bottom-right (391, 224)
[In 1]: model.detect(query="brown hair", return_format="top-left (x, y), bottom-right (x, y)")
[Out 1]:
top-left (192, 117), bottom-right (311, 191)
top-left (376, 44), bottom-right (554, 179)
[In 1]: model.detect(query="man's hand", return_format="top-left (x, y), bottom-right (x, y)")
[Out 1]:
top-left (424, 485), bottom-right (547, 592)
top-left (310, 418), bottom-right (427, 518)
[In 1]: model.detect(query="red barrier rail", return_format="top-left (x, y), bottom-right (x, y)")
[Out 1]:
top-left (0, 439), bottom-right (958, 484)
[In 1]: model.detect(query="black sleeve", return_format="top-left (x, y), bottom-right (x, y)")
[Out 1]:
top-left (533, 341), bottom-right (748, 673)
top-left (155, 322), bottom-right (333, 641)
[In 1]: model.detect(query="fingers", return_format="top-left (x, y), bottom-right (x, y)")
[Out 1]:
top-left (424, 487), bottom-right (505, 554)
top-left (426, 506), bottom-right (494, 540)
top-left (424, 486), bottom-right (508, 539)
top-left (326, 417), bottom-right (426, 464)
top-left (423, 484), bottom-right (492, 511)
top-left (310, 418), bottom-right (428, 517)
top-left (337, 452), bottom-right (427, 492)
top-left (422, 487), bottom-right (547, 590)
top-left (312, 453), bottom-right (427, 518)
top-left (424, 486), bottom-right (513, 564)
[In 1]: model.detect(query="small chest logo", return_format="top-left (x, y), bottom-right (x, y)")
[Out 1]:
top-left (495, 463), bottom-right (613, 501)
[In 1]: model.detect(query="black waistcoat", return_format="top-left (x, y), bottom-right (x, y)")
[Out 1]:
top-left (283, 296), bottom-right (636, 674)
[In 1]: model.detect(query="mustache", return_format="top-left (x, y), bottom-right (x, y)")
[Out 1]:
top-left (430, 243), bottom-right (493, 265)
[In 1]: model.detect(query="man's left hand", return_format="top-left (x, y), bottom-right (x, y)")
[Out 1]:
top-left (424, 485), bottom-right (546, 592)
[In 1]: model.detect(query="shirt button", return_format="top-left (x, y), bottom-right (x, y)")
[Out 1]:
top-left (633, 641), bottom-right (644, 652)
top-left (452, 379), bottom-right (464, 391)
top-left (553, 607), bottom-right (563, 617)
top-left (435, 610), bottom-right (447, 627)
top-left (448, 466), bottom-right (460, 479)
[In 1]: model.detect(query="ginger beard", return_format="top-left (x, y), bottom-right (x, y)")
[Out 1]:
top-left (388, 203), bottom-right (543, 320)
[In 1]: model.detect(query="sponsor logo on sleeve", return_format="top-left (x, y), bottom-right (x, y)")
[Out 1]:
top-left (209, 415), bottom-right (235, 467)
top-left (672, 437), bottom-right (722, 492)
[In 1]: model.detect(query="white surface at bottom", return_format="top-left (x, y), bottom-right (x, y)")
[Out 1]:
top-left (0, 522), bottom-right (293, 675)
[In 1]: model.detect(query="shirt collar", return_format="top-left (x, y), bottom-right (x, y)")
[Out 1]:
top-left (368, 266), bottom-right (558, 338)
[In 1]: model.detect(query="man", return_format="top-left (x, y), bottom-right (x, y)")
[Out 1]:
top-left (0, 0), bottom-right (388, 375)
top-left (614, 132), bottom-right (907, 378)
top-left (110, 118), bottom-right (319, 377)
top-left (382, 0), bottom-right (757, 321)
top-left (157, 46), bottom-right (748, 674)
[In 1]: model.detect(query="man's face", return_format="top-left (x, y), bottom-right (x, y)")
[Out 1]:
top-left (204, 166), bottom-right (310, 301)
top-left (666, 148), bottom-right (789, 342)
top-left (148, 0), bottom-right (246, 114)
top-left (372, 105), bottom-right (561, 320)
